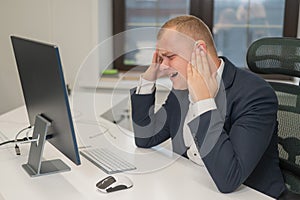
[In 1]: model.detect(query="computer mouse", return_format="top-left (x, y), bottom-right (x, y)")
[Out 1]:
top-left (96, 174), bottom-right (133, 193)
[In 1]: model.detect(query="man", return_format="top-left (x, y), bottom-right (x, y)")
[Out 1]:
top-left (130, 15), bottom-right (286, 199)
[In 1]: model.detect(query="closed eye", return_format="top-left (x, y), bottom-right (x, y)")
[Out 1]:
top-left (166, 54), bottom-right (176, 59)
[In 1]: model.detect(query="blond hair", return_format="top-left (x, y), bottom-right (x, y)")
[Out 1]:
top-left (158, 15), bottom-right (217, 57)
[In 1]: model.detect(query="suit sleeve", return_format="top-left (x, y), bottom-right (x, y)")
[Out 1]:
top-left (188, 82), bottom-right (278, 193)
top-left (130, 88), bottom-right (171, 148)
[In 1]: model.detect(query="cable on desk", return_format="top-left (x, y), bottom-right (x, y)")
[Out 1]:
top-left (0, 136), bottom-right (33, 146)
top-left (15, 126), bottom-right (32, 142)
top-left (14, 126), bottom-right (32, 155)
top-left (0, 126), bottom-right (53, 155)
top-left (0, 126), bottom-right (32, 147)
top-left (0, 135), bottom-right (53, 147)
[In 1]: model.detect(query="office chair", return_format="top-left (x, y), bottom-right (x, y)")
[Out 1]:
top-left (246, 37), bottom-right (300, 195)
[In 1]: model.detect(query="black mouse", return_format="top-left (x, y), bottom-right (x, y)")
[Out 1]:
top-left (96, 174), bottom-right (133, 193)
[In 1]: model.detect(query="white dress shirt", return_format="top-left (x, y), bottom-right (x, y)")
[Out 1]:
top-left (136, 59), bottom-right (224, 166)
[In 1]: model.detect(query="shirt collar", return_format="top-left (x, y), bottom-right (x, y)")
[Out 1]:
top-left (216, 58), bottom-right (224, 87)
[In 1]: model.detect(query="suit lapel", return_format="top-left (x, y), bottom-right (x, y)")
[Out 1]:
top-left (214, 57), bottom-right (237, 122)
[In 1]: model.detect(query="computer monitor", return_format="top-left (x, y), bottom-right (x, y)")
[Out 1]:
top-left (11, 36), bottom-right (81, 177)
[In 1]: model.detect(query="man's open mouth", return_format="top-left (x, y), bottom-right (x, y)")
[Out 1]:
top-left (170, 72), bottom-right (178, 78)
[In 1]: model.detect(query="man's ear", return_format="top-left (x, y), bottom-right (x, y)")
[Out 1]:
top-left (195, 40), bottom-right (207, 53)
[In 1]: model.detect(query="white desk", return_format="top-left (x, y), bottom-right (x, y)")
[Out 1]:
top-left (0, 91), bottom-right (274, 200)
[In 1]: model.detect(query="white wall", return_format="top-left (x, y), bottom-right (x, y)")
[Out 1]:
top-left (0, 0), bottom-right (112, 114)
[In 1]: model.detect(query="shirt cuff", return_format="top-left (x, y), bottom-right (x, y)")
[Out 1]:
top-left (189, 97), bottom-right (217, 122)
top-left (136, 75), bottom-right (156, 94)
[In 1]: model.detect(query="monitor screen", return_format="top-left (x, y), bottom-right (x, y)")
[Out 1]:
top-left (11, 36), bottom-right (81, 167)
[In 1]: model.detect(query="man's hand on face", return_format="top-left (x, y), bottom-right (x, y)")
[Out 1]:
top-left (142, 50), bottom-right (167, 82)
top-left (187, 46), bottom-right (218, 102)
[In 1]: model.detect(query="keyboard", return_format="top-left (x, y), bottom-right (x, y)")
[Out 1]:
top-left (80, 148), bottom-right (136, 174)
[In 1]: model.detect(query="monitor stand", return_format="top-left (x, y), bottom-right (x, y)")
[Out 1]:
top-left (22, 114), bottom-right (71, 177)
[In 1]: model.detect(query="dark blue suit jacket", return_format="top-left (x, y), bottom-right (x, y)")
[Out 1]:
top-left (130, 57), bottom-right (286, 198)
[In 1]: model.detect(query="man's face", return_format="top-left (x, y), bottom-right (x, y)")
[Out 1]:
top-left (156, 29), bottom-right (195, 89)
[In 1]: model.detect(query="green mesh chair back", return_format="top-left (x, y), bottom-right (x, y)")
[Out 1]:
top-left (247, 37), bottom-right (300, 194)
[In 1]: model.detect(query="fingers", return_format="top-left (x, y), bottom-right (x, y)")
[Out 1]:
top-left (151, 50), bottom-right (162, 70)
top-left (189, 50), bottom-right (199, 78)
top-left (193, 46), bottom-right (214, 76)
top-left (143, 50), bottom-right (161, 81)
top-left (191, 47), bottom-right (205, 76)
top-left (188, 44), bottom-right (219, 100)
top-left (190, 44), bottom-right (218, 78)
top-left (152, 51), bottom-right (158, 64)
top-left (199, 48), bottom-right (210, 77)
top-left (187, 62), bottom-right (193, 78)
top-left (195, 48), bottom-right (201, 73)
top-left (191, 51), bottom-right (196, 68)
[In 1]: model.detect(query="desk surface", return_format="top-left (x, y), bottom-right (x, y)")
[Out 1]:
top-left (0, 91), bottom-right (274, 200)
